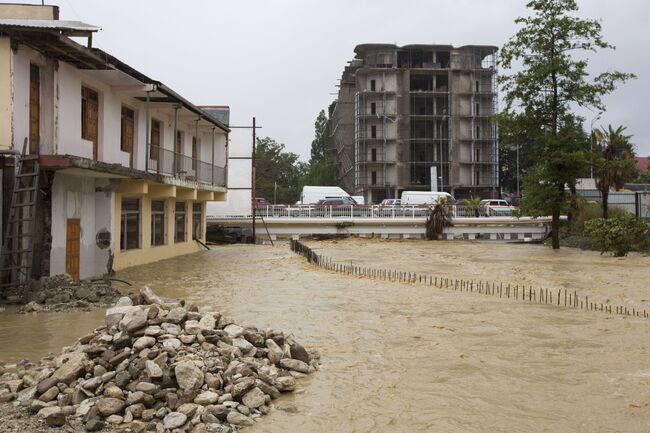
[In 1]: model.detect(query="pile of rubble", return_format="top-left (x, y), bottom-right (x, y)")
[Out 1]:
top-left (0, 287), bottom-right (318, 432)
top-left (20, 275), bottom-right (122, 313)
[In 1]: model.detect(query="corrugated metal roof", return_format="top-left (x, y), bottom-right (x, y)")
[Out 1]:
top-left (0, 19), bottom-right (100, 32)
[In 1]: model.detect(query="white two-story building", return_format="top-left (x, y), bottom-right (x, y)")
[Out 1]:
top-left (0, 4), bottom-right (229, 281)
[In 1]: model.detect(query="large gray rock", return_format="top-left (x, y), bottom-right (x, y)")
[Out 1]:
top-left (290, 342), bottom-right (311, 363)
top-left (119, 307), bottom-right (147, 333)
top-left (280, 358), bottom-right (310, 374)
top-left (194, 391), bottom-right (219, 405)
top-left (174, 361), bottom-right (204, 391)
top-left (133, 336), bottom-right (156, 351)
top-left (140, 286), bottom-right (181, 306)
top-left (241, 387), bottom-right (265, 409)
top-left (275, 376), bottom-right (296, 392)
top-left (163, 411), bottom-right (188, 429)
top-left (232, 337), bottom-right (254, 353)
top-left (145, 360), bottom-right (163, 378)
top-left (52, 351), bottom-right (88, 384)
top-left (96, 397), bottom-right (125, 417)
top-left (266, 339), bottom-right (283, 365)
top-left (224, 324), bottom-right (244, 338)
top-left (230, 377), bottom-right (255, 399)
top-left (226, 410), bottom-right (254, 426)
top-left (165, 307), bottom-right (187, 324)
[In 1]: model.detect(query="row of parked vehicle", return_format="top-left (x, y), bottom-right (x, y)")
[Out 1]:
top-left (255, 186), bottom-right (517, 217)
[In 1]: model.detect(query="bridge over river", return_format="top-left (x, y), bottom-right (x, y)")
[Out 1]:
top-left (207, 205), bottom-right (553, 242)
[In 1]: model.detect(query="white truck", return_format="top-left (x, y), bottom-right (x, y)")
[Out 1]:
top-left (400, 191), bottom-right (456, 205)
top-left (299, 186), bottom-right (355, 205)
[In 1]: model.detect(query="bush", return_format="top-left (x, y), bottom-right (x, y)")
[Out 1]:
top-left (571, 199), bottom-right (627, 233)
top-left (584, 214), bottom-right (648, 256)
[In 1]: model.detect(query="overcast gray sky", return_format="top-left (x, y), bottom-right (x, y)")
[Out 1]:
top-left (23, 0), bottom-right (650, 157)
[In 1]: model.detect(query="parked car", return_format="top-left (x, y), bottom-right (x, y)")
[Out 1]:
top-left (300, 186), bottom-right (354, 205)
top-left (317, 197), bottom-right (357, 205)
top-left (254, 197), bottom-right (271, 206)
top-left (379, 199), bottom-right (401, 206)
top-left (480, 199), bottom-right (515, 216)
top-left (401, 191), bottom-right (456, 206)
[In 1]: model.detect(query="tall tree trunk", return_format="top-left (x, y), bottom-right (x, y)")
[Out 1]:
top-left (551, 209), bottom-right (560, 249)
top-left (602, 189), bottom-right (609, 219)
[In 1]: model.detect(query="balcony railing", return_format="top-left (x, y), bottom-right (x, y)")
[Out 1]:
top-left (147, 145), bottom-right (226, 186)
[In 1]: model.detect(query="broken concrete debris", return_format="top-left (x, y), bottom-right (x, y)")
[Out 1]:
top-left (0, 287), bottom-right (318, 432)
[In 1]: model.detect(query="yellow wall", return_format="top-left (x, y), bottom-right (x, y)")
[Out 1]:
top-left (113, 186), bottom-right (208, 271)
top-left (0, 37), bottom-right (12, 149)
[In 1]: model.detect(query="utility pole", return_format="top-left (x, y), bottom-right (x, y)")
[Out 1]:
top-left (251, 117), bottom-right (256, 243)
top-left (516, 143), bottom-right (520, 198)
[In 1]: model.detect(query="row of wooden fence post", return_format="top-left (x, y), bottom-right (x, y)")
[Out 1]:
top-left (290, 240), bottom-right (647, 319)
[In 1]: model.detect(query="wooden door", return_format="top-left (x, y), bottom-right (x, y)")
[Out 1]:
top-left (175, 131), bottom-right (182, 172)
top-left (121, 106), bottom-right (135, 167)
top-left (82, 87), bottom-right (99, 160)
top-left (191, 136), bottom-right (197, 171)
top-left (150, 119), bottom-right (161, 170)
top-left (29, 64), bottom-right (40, 154)
top-left (66, 219), bottom-right (81, 281)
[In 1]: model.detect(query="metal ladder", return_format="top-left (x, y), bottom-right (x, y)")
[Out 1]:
top-left (0, 139), bottom-right (40, 302)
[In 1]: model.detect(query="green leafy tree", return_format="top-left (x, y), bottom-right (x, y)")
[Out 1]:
top-left (302, 110), bottom-right (338, 187)
top-left (499, 0), bottom-right (635, 249)
top-left (585, 214), bottom-right (647, 257)
top-left (593, 125), bottom-right (637, 218)
top-left (255, 137), bottom-right (305, 204)
top-left (309, 110), bottom-right (329, 165)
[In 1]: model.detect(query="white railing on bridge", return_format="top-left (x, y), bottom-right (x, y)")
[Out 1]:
top-left (251, 205), bottom-right (515, 219)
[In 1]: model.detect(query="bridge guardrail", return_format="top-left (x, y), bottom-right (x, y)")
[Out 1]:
top-left (254, 204), bottom-right (516, 219)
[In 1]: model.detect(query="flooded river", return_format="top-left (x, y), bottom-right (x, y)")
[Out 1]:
top-left (2, 241), bottom-right (650, 432)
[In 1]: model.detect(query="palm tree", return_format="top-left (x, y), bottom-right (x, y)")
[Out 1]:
top-left (425, 198), bottom-right (454, 240)
top-left (463, 196), bottom-right (482, 217)
top-left (593, 125), bottom-right (637, 218)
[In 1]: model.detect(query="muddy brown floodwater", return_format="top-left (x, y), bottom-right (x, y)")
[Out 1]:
top-left (2, 241), bottom-right (650, 432)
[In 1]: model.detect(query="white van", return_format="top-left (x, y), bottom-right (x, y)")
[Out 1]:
top-left (299, 186), bottom-right (355, 205)
top-left (400, 191), bottom-right (456, 206)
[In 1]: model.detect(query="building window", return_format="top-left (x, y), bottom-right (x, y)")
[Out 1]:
top-left (371, 171), bottom-right (377, 185)
top-left (370, 79), bottom-right (376, 91)
top-left (475, 80), bottom-right (480, 92)
top-left (175, 130), bottom-right (183, 173)
top-left (151, 200), bottom-right (166, 246)
top-left (370, 102), bottom-right (376, 115)
top-left (120, 197), bottom-right (140, 251)
top-left (81, 86), bottom-right (99, 160)
top-left (475, 103), bottom-right (480, 116)
top-left (175, 201), bottom-right (186, 243)
top-left (371, 148), bottom-right (377, 162)
top-left (475, 148), bottom-right (481, 162)
top-left (121, 106), bottom-right (135, 167)
top-left (192, 202), bottom-right (203, 240)
top-left (371, 125), bottom-right (377, 139)
top-left (476, 125), bottom-right (480, 139)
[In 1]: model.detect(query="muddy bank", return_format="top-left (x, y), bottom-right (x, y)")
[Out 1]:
top-left (304, 237), bottom-right (650, 311)
top-left (2, 244), bottom-right (650, 432)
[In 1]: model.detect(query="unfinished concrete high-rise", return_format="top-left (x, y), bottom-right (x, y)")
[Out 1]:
top-left (327, 44), bottom-right (499, 203)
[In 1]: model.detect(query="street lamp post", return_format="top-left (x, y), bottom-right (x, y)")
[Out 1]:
top-left (590, 111), bottom-right (603, 178)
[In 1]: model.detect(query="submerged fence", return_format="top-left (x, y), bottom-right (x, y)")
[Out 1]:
top-left (290, 240), bottom-right (648, 319)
